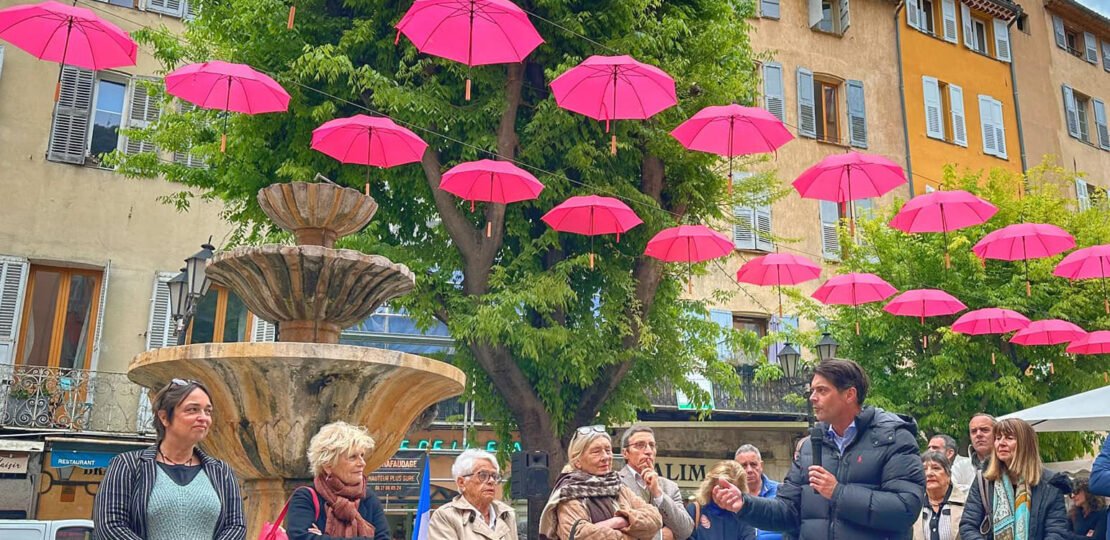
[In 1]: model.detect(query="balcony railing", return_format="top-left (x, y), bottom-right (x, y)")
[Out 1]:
top-left (646, 371), bottom-right (805, 415)
top-left (0, 364), bottom-right (154, 434)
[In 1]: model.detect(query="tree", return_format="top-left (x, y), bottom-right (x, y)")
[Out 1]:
top-left (819, 161), bottom-right (1110, 460)
top-left (109, 0), bottom-right (775, 474)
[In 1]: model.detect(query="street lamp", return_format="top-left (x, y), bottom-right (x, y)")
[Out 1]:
top-left (167, 268), bottom-right (190, 327)
top-left (185, 241), bottom-right (215, 299)
top-left (816, 332), bottom-right (839, 361)
top-left (777, 343), bottom-right (803, 380)
top-left (168, 240), bottom-right (216, 343)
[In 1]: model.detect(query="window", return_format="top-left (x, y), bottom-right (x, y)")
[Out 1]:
top-left (1063, 85), bottom-right (1108, 148)
top-left (809, 0), bottom-right (850, 35)
top-left (145, 0), bottom-right (192, 18)
top-left (977, 95), bottom-right (1007, 159)
top-left (1075, 180), bottom-right (1107, 211)
top-left (90, 77), bottom-right (127, 159)
top-left (185, 286), bottom-right (252, 345)
top-left (733, 175), bottom-right (774, 252)
top-left (1053, 15), bottom-right (1102, 63)
top-left (14, 266), bottom-right (104, 370)
top-left (923, 77), bottom-right (967, 146)
top-left (796, 69), bottom-right (866, 147)
top-left (762, 63), bottom-right (785, 122)
top-left (814, 80), bottom-right (839, 143)
top-left (907, 0), bottom-right (935, 34)
top-left (1015, 13), bottom-right (1028, 34)
top-left (48, 68), bottom-right (160, 166)
top-left (968, 17), bottom-right (988, 53)
top-left (733, 315), bottom-right (769, 365)
top-left (1076, 94), bottom-right (1091, 143)
top-left (820, 201), bottom-right (841, 259)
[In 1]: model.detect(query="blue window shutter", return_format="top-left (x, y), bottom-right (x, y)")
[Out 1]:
top-left (709, 309), bottom-right (734, 361)
top-left (1062, 85), bottom-right (1079, 139)
top-left (48, 66), bottom-right (94, 165)
top-left (761, 0), bottom-right (780, 19)
top-left (1103, 41), bottom-right (1110, 72)
top-left (820, 201), bottom-right (841, 260)
top-left (1084, 32), bottom-right (1099, 63)
top-left (1052, 15), bottom-right (1066, 49)
top-left (1093, 98), bottom-right (1110, 150)
top-left (755, 203), bottom-right (774, 252)
top-left (763, 63), bottom-right (785, 122)
top-left (846, 80), bottom-right (867, 148)
top-left (797, 68), bottom-right (816, 138)
top-left (733, 205), bottom-right (757, 250)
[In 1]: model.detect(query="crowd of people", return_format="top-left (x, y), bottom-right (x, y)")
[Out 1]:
top-left (88, 359), bottom-right (1110, 540)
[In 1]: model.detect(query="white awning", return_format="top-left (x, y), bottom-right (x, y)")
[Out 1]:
top-left (0, 440), bottom-right (44, 452)
top-left (999, 384), bottom-right (1110, 432)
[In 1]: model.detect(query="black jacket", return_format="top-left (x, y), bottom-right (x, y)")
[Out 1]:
top-left (285, 485), bottom-right (391, 540)
top-left (958, 467), bottom-right (1072, 540)
top-left (737, 407), bottom-right (925, 539)
top-left (1068, 508), bottom-right (1107, 540)
top-left (688, 501), bottom-right (757, 540)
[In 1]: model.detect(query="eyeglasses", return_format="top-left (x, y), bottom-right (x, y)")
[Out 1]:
top-left (463, 471), bottom-right (503, 484)
top-left (171, 378), bottom-right (199, 387)
top-left (576, 425), bottom-right (607, 436)
top-left (625, 442), bottom-right (656, 451)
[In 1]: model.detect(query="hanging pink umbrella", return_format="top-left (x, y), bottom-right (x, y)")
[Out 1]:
top-left (736, 253), bottom-right (821, 316)
top-left (889, 190), bottom-right (998, 268)
top-left (166, 61), bottom-right (291, 152)
top-left (1066, 331), bottom-right (1110, 355)
top-left (1053, 244), bottom-right (1110, 314)
top-left (884, 288), bottom-right (967, 348)
top-left (644, 225), bottom-right (733, 292)
top-left (0, 1), bottom-right (137, 100)
top-left (792, 152), bottom-right (906, 203)
top-left (972, 223), bottom-right (1075, 296)
top-left (1010, 319), bottom-right (1086, 346)
top-left (670, 104), bottom-right (793, 193)
top-left (551, 55), bottom-right (677, 155)
top-left (395, 0), bottom-right (543, 100)
top-left (311, 115), bottom-right (428, 189)
top-left (439, 159), bottom-right (544, 236)
top-left (811, 272), bottom-right (898, 335)
top-left (951, 308), bottom-right (1030, 364)
top-left (542, 195), bottom-right (642, 268)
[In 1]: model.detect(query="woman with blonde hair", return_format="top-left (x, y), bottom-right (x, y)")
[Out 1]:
top-left (285, 421), bottom-right (390, 540)
top-left (959, 417), bottom-right (1071, 540)
top-left (538, 425), bottom-right (662, 540)
top-left (686, 461), bottom-right (755, 540)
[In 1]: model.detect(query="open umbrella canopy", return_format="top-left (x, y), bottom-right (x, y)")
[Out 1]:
top-left (395, 0), bottom-right (543, 67)
top-left (541, 195), bottom-right (642, 238)
top-left (670, 104), bottom-right (792, 193)
top-left (999, 384), bottom-right (1110, 432)
top-left (791, 152), bottom-right (906, 203)
top-left (888, 189), bottom-right (997, 233)
top-left (951, 308), bottom-right (1030, 335)
top-left (1066, 330), bottom-right (1110, 355)
top-left (883, 289), bottom-right (967, 322)
top-left (0, 0), bottom-right (137, 70)
top-left (1010, 319), bottom-right (1086, 346)
top-left (644, 225), bottom-right (733, 263)
top-left (1052, 244), bottom-right (1110, 279)
top-left (972, 223), bottom-right (1076, 261)
top-left (811, 272), bottom-right (897, 305)
top-left (439, 159), bottom-right (544, 206)
top-left (735, 253), bottom-right (821, 286)
top-left (166, 61), bottom-right (290, 114)
top-left (311, 115), bottom-right (428, 167)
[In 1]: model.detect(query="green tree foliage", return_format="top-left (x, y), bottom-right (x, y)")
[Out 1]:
top-left (824, 161), bottom-right (1110, 460)
top-left (108, 0), bottom-right (779, 470)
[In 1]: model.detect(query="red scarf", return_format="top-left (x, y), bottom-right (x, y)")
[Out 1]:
top-left (313, 474), bottom-right (376, 538)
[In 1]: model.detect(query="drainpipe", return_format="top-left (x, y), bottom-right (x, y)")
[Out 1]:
top-left (894, 1), bottom-right (916, 197)
top-left (1007, 8), bottom-right (1029, 173)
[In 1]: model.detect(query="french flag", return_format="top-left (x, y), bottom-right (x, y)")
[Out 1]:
top-left (412, 455), bottom-right (432, 540)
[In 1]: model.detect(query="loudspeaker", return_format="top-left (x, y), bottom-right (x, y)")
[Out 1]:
top-left (510, 451), bottom-right (550, 499)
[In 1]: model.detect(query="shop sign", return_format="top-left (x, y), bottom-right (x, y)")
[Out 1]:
top-left (50, 450), bottom-right (115, 469)
top-left (398, 438), bottom-right (522, 452)
top-left (367, 450), bottom-right (426, 498)
top-left (651, 457), bottom-right (722, 490)
top-left (0, 453), bottom-right (29, 474)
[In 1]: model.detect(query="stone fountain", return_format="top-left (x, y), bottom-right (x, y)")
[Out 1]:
top-left (128, 181), bottom-right (465, 538)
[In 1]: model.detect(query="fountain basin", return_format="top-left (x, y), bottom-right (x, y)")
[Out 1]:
top-left (257, 182), bottom-right (378, 248)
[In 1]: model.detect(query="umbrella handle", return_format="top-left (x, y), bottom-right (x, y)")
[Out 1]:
top-left (287, 5), bottom-right (296, 29)
top-left (486, 220), bottom-right (492, 238)
top-left (220, 133), bottom-right (227, 153)
top-left (589, 252), bottom-right (595, 269)
top-left (466, 79), bottom-right (472, 101)
top-left (611, 134), bottom-right (617, 155)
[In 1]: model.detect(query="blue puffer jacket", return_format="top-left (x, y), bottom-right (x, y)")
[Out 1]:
top-left (957, 467), bottom-right (1072, 540)
top-left (1087, 436), bottom-right (1110, 538)
top-left (736, 407), bottom-right (925, 539)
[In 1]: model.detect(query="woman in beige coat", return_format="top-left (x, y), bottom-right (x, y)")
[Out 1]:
top-left (428, 449), bottom-right (517, 540)
top-left (913, 451), bottom-right (966, 540)
top-left (538, 425), bottom-right (662, 540)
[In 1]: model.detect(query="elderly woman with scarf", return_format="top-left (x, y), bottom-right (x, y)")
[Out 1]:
top-left (285, 422), bottom-right (390, 540)
top-left (539, 425), bottom-right (662, 540)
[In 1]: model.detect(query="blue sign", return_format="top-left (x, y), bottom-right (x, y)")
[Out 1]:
top-left (51, 450), bottom-right (115, 469)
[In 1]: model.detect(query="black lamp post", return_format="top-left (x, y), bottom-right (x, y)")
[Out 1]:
top-left (168, 241), bottom-right (215, 344)
top-left (777, 342), bottom-right (815, 426)
top-left (816, 332), bottom-right (839, 361)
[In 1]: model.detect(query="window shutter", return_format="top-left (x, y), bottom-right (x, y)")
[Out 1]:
top-left (89, 261), bottom-right (110, 370)
top-left (941, 0), bottom-right (958, 42)
top-left (808, 0), bottom-right (823, 28)
top-left (124, 79), bottom-right (161, 155)
top-left (961, 4), bottom-right (973, 48)
top-left (146, 273), bottom-right (175, 350)
top-left (173, 102), bottom-right (207, 168)
top-left (992, 99), bottom-right (1006, 159)
top-left (0, 46), bottom-right (5, 80)
top-left (907, 0), bottom-right (921, 31)
top-left (183, 0), bottom-right (198, 20)
top-left (797, 68), bottom-right (816, 138)
top-left (761, 0), bottom-right (780, 19)
top-left (755, 203), bottom-right (774, 252)
top-left (846, 80), bottom-right (867, 148)
top-left (1084, 32), bottom-right (1098, 63)
top-left (251, 315), bottom-right (277, 342)
top-left (146, 0), bottom-right (183, 17)
top-left (48, 66), bottom-right (94, 164)
top-left (733, 205), bottom-right (757, 250)
top-left (768, 315), bottom-right (800, 363)
top-left (1051, 15), bottom-right (1066, 49)
top-left (709, 309), bottom-right (734, 361)
top-left (1063, 85), bottom-right (1080, 139)
top-left (853, 198), bottom-right (875, 220)
top-left (1093, 98), bottom-right (1110, 150)
top-left (978, 95), bottom-right (997, 156)
top-left (820, 201), bottom-right (841, 260)
top-left (1076, 179), bottom-right (1090, 211)
top-left (1102, 41), bottom-right (1110, 72)
top-left (0, 256), bottom-right (29, 366)
top-left (763, 63), bottom-right (785, 122)
top-left (839, 0), bottom-right (850, 33)
top-left (992, 18), bottom-right (1010, 62)
top-left (948, 84), bottom-right (968, 147)
top-left (923, 77), bottom-right (945, 140)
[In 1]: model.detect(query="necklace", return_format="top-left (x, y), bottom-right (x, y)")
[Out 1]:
top-left (158, 447), bottom-right (195, 466)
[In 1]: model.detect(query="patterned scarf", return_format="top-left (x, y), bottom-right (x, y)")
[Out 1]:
top-left (538, 471), bottom-right (623, 540)
top-left (314, 474), bottom-right (376, 538)
top-left (992, 474), bottom-right (1030, 540)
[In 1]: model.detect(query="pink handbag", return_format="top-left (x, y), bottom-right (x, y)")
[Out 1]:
top-left (260, 486), bottom-right (320, 540)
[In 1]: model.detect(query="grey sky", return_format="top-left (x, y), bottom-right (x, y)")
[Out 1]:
top-left (1078, 0), bottom-right (1110, 17)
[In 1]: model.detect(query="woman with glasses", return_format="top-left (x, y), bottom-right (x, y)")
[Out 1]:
top-left (538, 425), bottom-right (662, 540)
top-left (428, 449), bottom-right (517, 540)
top-left (93, 379), bottom-right (245, 540)
top-left (285, 421), bottom-right (390, 540)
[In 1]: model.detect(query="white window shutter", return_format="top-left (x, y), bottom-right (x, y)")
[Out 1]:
top-left (146, 0), bottom-right (183, 17)
top-left (1051, 15), bottom-right (1066, 49)
top-left (979, 95), bottom-right (997, 156)
top-left (146, 272), bottom-right (175, 350)
top-left (846, 80), bottom-right (867, 148)
top-left (761, 0), bottom-right (780, 19)
top-left (1102, 41), bottom-right (1110, 72)
top-left (961, 4), bottom-right (973, 48)
top-left (1076, 179), bottom-right (1090, 211)
top-left (820, 201), bottom-right (841, 260)
top-left (941, 0), bottom-right (958, 42)
top-left (755, 204), bottom-right (774, 252)
top-left (124, 79), bottom-right (161, 155)
top-left (808, 0), bottom-right (823, 29)
top-left (993, 18), bottom-right (1010, 62)
top-left (0, 46), bottom-right (5, 80)
top-left (907, 0), bottom-right (921, 30)
top-left (948, 84), bottom-right (968, 147)
top-left (923, 77), bottom-right (945, 139)
top-left (763, 63), bottom-right (785, 122)
top-left (992, 99), bottom-right (1006, 159)
top-left (251, 315), bottom-right (277, 342)
top-left (48, 66), bottom-right (94, 164)
top-left (797, 68), bottom-right (816, 138)
top-left (1093, 98), bottom-right (1110, 150)
top-left (839, 0), bottom-right (850, 33)
top-left (1084, 32), bottom-right (1098, 63)
top-left (89, 261), bottom-right (110, 370)
top-left (0, 256), bottom-right (29, 366)
top-left (733, 205), bottom-right (756, 251)
top-left (1062, 85), bottom-right (1080, 139)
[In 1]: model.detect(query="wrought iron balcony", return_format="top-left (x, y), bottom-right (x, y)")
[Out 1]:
top-left (0, 364), bottom-right (155, 434)
top-left (645, 371), bottom-right (805, 416)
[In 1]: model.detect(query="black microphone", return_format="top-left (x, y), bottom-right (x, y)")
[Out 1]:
top-left (808, 426), bottom-right (825, 469)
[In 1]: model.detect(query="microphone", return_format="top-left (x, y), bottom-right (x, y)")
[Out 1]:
top-left (808, 426), bottom-right (825, 469)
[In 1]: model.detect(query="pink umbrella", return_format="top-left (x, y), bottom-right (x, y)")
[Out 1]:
top-left (395, 0), bottom-right (543, 100)
top-left (972, 223), bottom-right (1075, 296)
top-left (951, 308), bottom-right (1030, 364)
top-left (439, 159), bottom-right (544, 236)
top-left (0, 1), bottom-right (137, 100)
top-left (670, 104), bottom-right (793, 193)
top-left (1053, 244), bottom-right (1110, 313)
top-left (312, 115), bottom-right (428, 189)
top-left (551, 55), bottom-right (677, 154)
top-left (792, 152), bottom-right (906, 236)
top-left (645, 225), bottom-right (733, 292)
top-left (884, 288), bottom-right (967, 348)
top-left (166, 61), bottom-right (291, 152)
top-left (811, 272), bottom-right (898, 334)
top-left (889, 190), bottom-right (998, 268)
top-left (1066, 331), bottom-right (1110, 355)
top-left (542, 195), bottom-right (642, 268)
top-left (1010, 319), bottom-right (1086, 346)
top-left (736, 253), bottom-right (821, 316)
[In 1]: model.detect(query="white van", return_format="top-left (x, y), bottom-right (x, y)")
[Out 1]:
top-left (0, 519), bottom-right (93, 540)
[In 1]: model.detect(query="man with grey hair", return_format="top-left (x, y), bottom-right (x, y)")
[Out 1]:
top-left (928, 433), bottom-right (974, 493)
top-left (734, 444), bottom-right (781, 540)
top-left (429, 449), bottom-right (517, 540)
top-left (618, 425), bottom-right (693, 540)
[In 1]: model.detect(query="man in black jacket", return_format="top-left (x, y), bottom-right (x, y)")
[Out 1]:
top-left (714, 358), bottom-right (925, 539)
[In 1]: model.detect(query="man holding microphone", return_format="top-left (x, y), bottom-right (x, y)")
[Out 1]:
top-left (712, 359), bottom-right (925, 539)
top-left (619, 425), bottom-right (695, 540)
